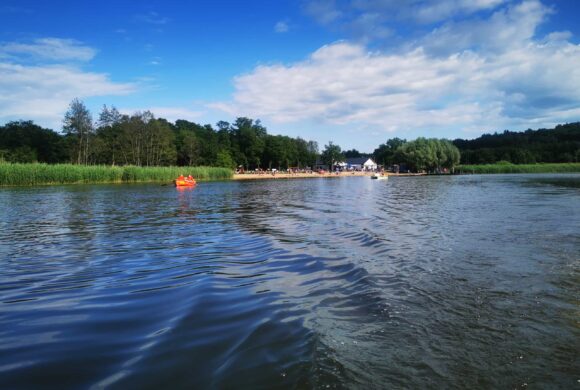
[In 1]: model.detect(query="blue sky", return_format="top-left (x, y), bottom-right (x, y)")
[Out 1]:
top-left (1, 0), bottom-right (579, 152)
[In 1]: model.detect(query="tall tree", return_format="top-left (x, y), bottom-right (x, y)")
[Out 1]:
top-left (294, 137), bottom-right (313, 169)
top-left (143, 118), bottom-right (176, 166)
top-left (63, 98), bottom-right (93, 164)
top-left (98, 105), bottom-right (122, 127)
top-left (306, 140), bottom-right (319, 169)
top-left (344, 149), bottom-right (362, 158)
top-left (321, 142), bottom-right (344, 170)
top-left (233, 117), bottom-right (266, 169)
top-left (95, 105), bottom-right (123, 165)
top-left (176, 130), bottom-right (200, 166)
top-left (373, 137), bottom-right (406, 166)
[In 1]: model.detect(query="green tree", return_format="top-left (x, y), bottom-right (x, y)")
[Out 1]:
top-left (215, 149), bottom-right (235, 168)
top-left (122, 112), bottom-right (147, 165)
top-left (263, 135), bottom-right (286, 169)
top-left (441, 140), bottom-right (461, 171)
top-left (344, 149), bottom-right (361, 158)
top-left (0, 121), bottom-right (67, 163)
top-left (306, 141), bottom-right (319, 169)
top-left (95, 105), bottom-right (123, 165)
top-left (176, 130), bottom-right (200, 166)
top-left (452, 122), bottom-right (580, 164)
top-left (395, 138), bottom-right (460, 172)
top-left (321, 141), bottom-right (344, 170)
top-left (63, 98), bottom-right (93, 164)
top-left (233, 117), bottom-right (266, 169)
top-left (216, 121), bottom-right (232, 152)
top-left (373, 137), bottom-right (406, 166)
top-left (143, 118), bottom-right (176, 166)
top-left (293, 137), bottom-right (315, 169)
top-left (98, 105), bottom-right (122, 127)
top-left (6, 146), bottom-right (37, 163)
top-left (176, 120), bottom-right (221, 165)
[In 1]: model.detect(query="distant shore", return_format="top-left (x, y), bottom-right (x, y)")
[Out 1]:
top-left (456, 162), bottom-right (580, 174)
top-left (3, 162), bottom-right (577, 187)
top-left (233, 171), bottom-right (423, 180)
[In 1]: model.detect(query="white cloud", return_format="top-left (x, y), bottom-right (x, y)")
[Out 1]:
top-left (544, 31), bottom-right (572, 42)
top-left (274, 21), bottom-right (289, 33)
top-left (304, 0), bottom-right (343, 25)
top-left (306, 1), bottom-right (554, 51)
top-left (212, 0), bottom-right (580, 140)
top-left (210, 43), bottom-right (488, 128)
top-left (304, 0), bottom-right (509, 41)
top-left (0, 38), bottom-right (96, 62)
top-left (0, 63), bottom-right (136, 128)
top-left (413, 0), bottom-right (508, 23)
top-left (0, 38), bottom-right (136, 129)
top-left (421, 0), bottom-right (552, 55)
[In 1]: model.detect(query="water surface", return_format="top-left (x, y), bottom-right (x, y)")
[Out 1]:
top-left (0, 174), bottom-right (578, 388)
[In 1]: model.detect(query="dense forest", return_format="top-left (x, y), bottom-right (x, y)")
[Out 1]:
top-left (0, 100), bottom-right (319, 171)
top-left (321, 125), bottom-right (580, 169)
top-left (452, 123), bottom-right (580, 164)
top-left (1, 99), bottom-right (579, 171)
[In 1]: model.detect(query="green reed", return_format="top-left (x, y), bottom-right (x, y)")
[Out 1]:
top-left (0, 163), bottom-right (233, 186)
top-left (457, 162), bottom-right (580, 174)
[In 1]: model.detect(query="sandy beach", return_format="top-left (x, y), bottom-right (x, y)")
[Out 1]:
top-left (233, 171), bottom-right (422, 180)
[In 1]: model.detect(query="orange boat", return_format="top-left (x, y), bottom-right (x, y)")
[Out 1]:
top-left (174, 175), bottom-right (196, 187)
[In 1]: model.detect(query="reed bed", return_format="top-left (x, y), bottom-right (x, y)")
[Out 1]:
top-left (457, 162), bottom-right (580, 174)
top-left (0, 163), bottom-right (233, 186)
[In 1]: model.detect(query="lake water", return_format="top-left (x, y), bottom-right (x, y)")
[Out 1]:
top-left (0, 174), bottom-right (578, 389)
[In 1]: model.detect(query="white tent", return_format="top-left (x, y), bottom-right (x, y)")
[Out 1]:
top-left (362, 158), bottom-right (378, 170)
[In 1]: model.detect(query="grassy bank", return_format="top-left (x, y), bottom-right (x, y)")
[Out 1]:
top-left (0, 163), bottom-right (233, 186)
top-left (457, 162), bottom-right (580, 174)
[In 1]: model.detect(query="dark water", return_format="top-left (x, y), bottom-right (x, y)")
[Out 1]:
top-left (0, 174), bottom-right (578, 389)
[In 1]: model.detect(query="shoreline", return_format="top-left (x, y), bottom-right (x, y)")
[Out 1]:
top-left (233, 171), bottom-right (424, 180)
top-left (2, 161), bottom-right (577, 187)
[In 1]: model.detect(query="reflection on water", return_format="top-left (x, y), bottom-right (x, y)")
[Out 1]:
top-left (0, 174), bottom-right (579, 388)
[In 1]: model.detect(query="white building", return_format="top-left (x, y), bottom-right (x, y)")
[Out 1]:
top-left (346, 157), bottom-right (378, 171)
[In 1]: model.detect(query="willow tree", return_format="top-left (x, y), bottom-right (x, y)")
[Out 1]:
top-left (395, 138), bottom-right (460, 172)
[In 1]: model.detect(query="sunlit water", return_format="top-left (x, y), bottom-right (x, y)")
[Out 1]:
top-left (0, 174), bottom-right (578, 389)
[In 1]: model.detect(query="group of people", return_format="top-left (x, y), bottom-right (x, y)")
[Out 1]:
top-left (177, 175), bottom-right (195, 182)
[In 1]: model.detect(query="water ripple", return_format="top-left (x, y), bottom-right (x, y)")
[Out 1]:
top-left (0, 175), bottom-right (579, 388)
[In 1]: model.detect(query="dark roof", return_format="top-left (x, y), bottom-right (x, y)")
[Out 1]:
top-left (346, 157), bottom-right (375, 165)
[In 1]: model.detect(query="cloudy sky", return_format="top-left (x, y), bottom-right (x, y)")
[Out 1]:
top-left (1, 0), bottom-right (579, 151)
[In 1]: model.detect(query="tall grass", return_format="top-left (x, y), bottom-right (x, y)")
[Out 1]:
top-left (457, 162), bottom-right (580, 174)
top-left (0, 163), bottom-right (233, 186)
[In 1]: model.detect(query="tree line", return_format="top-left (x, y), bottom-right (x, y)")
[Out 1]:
top-left (452, 123), bottom-right (580, 164)
top-left (2, 98), bottom-right (577, 172)
top-left (0, 100), bottom-right (319, 171)
top-left (361, 124), bottom-right (579, 171)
